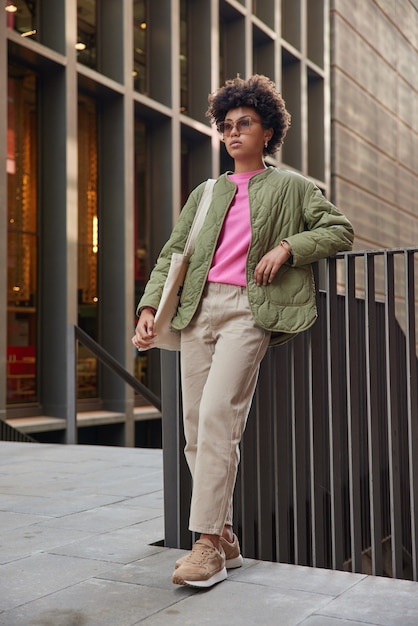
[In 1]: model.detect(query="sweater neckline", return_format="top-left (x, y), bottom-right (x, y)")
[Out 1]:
top-left (227, 168), bottom-right (267, 180)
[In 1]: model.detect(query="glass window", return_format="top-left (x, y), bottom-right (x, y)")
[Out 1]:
top-left (77, 95), bottom-right (98, 399)
top-left (77, 0), bottom-right (97, 69)
top-left (282, 0), bottom-right (301, 51)
top-left (7, 66), bottom-right (38, 404)
top-left (180, 0), bottom-right (189, 113)
top-left (5, 0), bottom-right (38, 40)
top-left (308, 69), bottom-right (325, 180)
top-left (307, 0), bottom-right (324, 68)
top-left (133, 0), bottom-right (148, 93)
top-left (281, 51), bottom-right (302, 170)
top-left (219, 6), bottom-right (245, 85)
top-left (252, 0), bottom-right (274, 26)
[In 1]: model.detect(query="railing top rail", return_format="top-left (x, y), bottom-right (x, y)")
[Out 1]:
top-left (74, 325), bottom-right (161, 412)
top-left (335, 247), bottom-right (418, 259)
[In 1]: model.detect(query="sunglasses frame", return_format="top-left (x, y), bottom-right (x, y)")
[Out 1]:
top-left (217, 116), bottom-right (262, 137)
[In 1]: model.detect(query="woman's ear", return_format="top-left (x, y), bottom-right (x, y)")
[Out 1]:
top-left (264, 128), bottom-right (274, 144)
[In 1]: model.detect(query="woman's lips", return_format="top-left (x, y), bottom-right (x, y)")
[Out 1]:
top-left (229, 140), bottom-right (242, 148)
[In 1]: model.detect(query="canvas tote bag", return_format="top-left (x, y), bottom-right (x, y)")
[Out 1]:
top-left (146, 178), bottom-right (216, 351)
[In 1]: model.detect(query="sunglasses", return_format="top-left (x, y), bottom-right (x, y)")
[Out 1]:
top-left (217, 116), bottom-right (262, 137)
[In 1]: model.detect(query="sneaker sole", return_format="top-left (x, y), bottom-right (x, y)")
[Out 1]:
top-left (225, 554), bottom-right (243, 568)
top-left (181, 567), bottom-right (227, 589)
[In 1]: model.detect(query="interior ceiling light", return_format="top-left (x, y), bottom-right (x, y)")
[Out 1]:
top-left (5, 3), bottom-right (18, 12)
top-left (75, 42), bottom-right (86, 51)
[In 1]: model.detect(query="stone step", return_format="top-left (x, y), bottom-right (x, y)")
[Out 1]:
top-left (5, 405), bottom-right (161, 434)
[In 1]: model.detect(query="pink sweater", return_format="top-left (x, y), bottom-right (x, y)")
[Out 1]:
top-left (207, 169), bottom-right (265, 287)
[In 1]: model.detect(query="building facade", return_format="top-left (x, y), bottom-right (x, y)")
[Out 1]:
top-left (1, 0), bottom-right (417, 445)
top-left (331, 0), bottom-right (418, 252)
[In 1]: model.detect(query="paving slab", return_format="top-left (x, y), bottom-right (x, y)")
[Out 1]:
top-left (0, 510), bottom-right (52, 531)
top-left (136, 576), bottom-right (338, 626)
top-left (0, 553), bottom-right (115, 612)
top-left (316, 574), bottom-right (418, 626)
top-left (300, 618), bottom-right (377, 626)
top-left (0, 491), bottom-right (124, 517)
top-left (49, 526), bottom-right (165, 564)
top-left (1, 441), bottom-right (418, 626)
top-left (0, 522), bottom-right (95, 565)
top-left (37, 502), bottom-right (162, 534)
top-left (97, 548), bottom-right (199, 592)
top-left (229, 559), bottom-right (366, 596)
top-left (1, 578), bottom-right (180, 626)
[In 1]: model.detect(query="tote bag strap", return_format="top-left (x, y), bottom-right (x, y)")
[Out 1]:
top-left (183, 178), bottom-right (216, 257)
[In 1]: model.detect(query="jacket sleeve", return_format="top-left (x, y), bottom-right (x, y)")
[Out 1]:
top-left (135, 184), bottom-right (205, 316)
top-left (285, 182), bottom-right (354, 266)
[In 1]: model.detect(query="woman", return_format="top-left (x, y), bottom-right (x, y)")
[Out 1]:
top-left (132, 75), bottom-right (354, 589)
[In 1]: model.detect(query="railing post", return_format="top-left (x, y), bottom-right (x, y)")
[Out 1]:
top-left (404, 250), bottom-right (418, 581)
top-left (308, 294), bottom-right (327, 569)
top-left (66, 324), bottom-right (77, 444)
top-left (345, 253), bottom-right (363, 573)
top-left (364, 253), bottom-right (383, 575)
top-left (325, 256), bottom-right (344, 571)
top-left (384, 251), bottom-right (403, 578)
top-left (161, 351), bottom-right (185, 548)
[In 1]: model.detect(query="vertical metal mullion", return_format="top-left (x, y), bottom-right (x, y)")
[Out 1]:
top-left (0, 5), bottom-right (7, 416)
top-left (345, 254), bottom-right (362, 572)
top-left (326, 256), bottom-right (344, 570)
top-left (364, 253), bottom-right (383, 575)
top-left (405, 250), bottom-right (418, 580)
top-left (384, 251), bottom-right (403, 577)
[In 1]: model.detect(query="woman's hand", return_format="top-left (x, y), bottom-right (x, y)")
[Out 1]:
top-left (254, 243), bottom-right (291, 286)
top-left (131, 308), bottom-right (157, 350)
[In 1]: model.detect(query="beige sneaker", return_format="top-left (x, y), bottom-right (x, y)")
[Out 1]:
top-left (172, 538), bottom-right (227, 588)
top-left (175, 534), bottom-right (243, 570)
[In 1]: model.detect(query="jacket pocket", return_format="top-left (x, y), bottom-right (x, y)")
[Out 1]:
top-left (268, 264), bottom-right (313, 306)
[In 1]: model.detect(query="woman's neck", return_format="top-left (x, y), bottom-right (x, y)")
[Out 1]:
top-left (233, 158), bottom-right (266, 174)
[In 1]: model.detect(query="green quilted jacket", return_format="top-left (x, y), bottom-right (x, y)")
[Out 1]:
top-left (137, 167), bottom-right (354, 346)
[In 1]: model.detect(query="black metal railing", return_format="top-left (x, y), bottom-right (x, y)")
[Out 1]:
top-left (64, 325), bottom-right (161, 443)
top-left (0, 419), bottom-right (37, 443)
top-left (161, 248), bottom-right (418, 582)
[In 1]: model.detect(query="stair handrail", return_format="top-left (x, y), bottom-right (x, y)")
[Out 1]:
top-left (74, 325), bottom-right (161, 412)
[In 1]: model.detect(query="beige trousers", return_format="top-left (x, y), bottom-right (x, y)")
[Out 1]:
top-left (180, 282), bottom-right (270, 535)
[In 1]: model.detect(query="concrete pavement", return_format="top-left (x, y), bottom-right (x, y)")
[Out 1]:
top-left (1, 441), bottom-right (417, 625)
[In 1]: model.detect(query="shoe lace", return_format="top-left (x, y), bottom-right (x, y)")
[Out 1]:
top-left (184, 542), bottom-right (213, 565)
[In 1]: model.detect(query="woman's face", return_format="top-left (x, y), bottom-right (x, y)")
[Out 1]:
top-left (220, 107), bottom-right (273, 160)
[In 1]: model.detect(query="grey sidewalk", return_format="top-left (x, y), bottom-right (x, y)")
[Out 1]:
top-left (0, 442), bottom-right (417, 626)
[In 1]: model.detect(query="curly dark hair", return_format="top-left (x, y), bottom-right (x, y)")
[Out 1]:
top-left (206, 75), bottom-right (291, 155)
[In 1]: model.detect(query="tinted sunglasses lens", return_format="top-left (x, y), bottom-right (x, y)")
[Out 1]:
top-left (219, 122), bottom-right (230, 135)
top-left (237, 118), bottom-right (251, 133)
